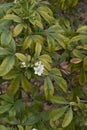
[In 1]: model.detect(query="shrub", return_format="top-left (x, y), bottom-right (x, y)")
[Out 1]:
top-left (0, 0), bottom-right (87, 130)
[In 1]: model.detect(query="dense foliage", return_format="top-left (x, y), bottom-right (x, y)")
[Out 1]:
top-left (0, 0), bottom-right (87, 130)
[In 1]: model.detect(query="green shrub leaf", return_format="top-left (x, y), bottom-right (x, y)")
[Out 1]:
top-left (44, 77), bottom-right (54, 100)
top-left (62, 107), bottom-right (73, 128)
top-left (0, 56), bottom-right (15, 76)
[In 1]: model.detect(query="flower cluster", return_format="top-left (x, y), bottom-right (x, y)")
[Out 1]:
top-left (34, 61), bottom-right (44, 76)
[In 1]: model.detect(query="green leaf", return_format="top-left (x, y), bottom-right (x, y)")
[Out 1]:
top-left (0, 47), bottom-right (11, 56)
top-left (9, 38), bottom-right (16, 53)
top-left (69, 35), bottom-right (87, 43)
top-left (3, 70), bottom-right (20, 80)
top-left (0, 125), bottom-right (10, 130)
top-left (0, 56), bottom-right (15, 76)
top-left (79, 69), bottom-right (86, 86)
top-left (8, 77), bottom-right (20, 95)
top-left (50, 96), bottom-right (68, 104)
top-left (38, 10), bottom-right (54, 24)
top-left (0, 104), bottom-right (12, 114)
top-left (35, 42), bottom-right (42, 57)
top-left (49, 106), bottom-right (68, 121)
top-left (24, 113), bottom-right (40, 125)
top-left (21, 76), bottom-right (31, 92)
top-left (13, 24), bottom-right (24, 37)
top-left (70, 58), bottom-right (82, 64)
top-left (23, 36), bottom-right (32, 50)
top-left (77, 25), bottom-right (87, 33)
top-left (35, 20), bottom-right (43, 29)
top-left (54, 76), bottom-right (67, 92)
top-left (44, 77), bottom-right (54, 100)
top-left (73, 49), bottom-right (84, 58)
top-left (49, 68), bottom-right (62, 77)
top-left (62, 107), bottom-right (73, 128)
top-left (15, 53), bottom-right (26, 62)
top-left (1, 31), bottom-right (12, 46)
top-left (0, 94), bottom-right (14, 103)
top-left (39, 54), bottom-right (52, 63)
top-left (4, 14), bottom-right (22, 23)
top-left (18, 125), bottom-right (24, 130)
top-left (83, 57), bottom-right (87, 71)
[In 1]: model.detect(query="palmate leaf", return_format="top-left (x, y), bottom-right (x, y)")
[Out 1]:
top-left (0, 56), bottom-right (15, 76)
top-left (44, 77), bottom-right (54, 100)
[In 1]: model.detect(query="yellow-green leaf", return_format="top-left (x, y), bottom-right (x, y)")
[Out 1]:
top-left (35, 42), bottom-right (42, 57)
top-left (1, 31), bottom-right (12, 46)
top-left (54, 76), bottom-right (67, 92)
top-left (79, 69), bottom-right (86, 86)
top-left (13, 24), bottom-right (24, 37)
top-left (50, 96), bottom-right (68, 104)
top-left (8, 77), bottom-right (20, 95)
top-left (18, 125), bottom-right (24, 130)
top-left (23, 36), bottom-right (32, 50)
top-left (83, 57), bottom-right (87, 71)
top-left (21, 76), bottom-right (31, 92)
top-left (44, 77), bottom-right (54, 100)
top-left (0, 47), bottom-right (10, 56)
top-left (4, 14), bottom-right (22, 23)
top-left (0, 56), bottom-right (15, 76)
top-left (15, 53), bottom-right (26, 62)
top-left (49, 106), bottom-right (68, 121)
top-left (62, 107), bottom-right (73, 128)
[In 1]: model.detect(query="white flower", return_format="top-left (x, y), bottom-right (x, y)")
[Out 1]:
top-left (34, 61), bottom-right (44, 76)
top-left (32, 128), bottom-right (37, 130)
top-left (21, 62), bottom-right (26, 67)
